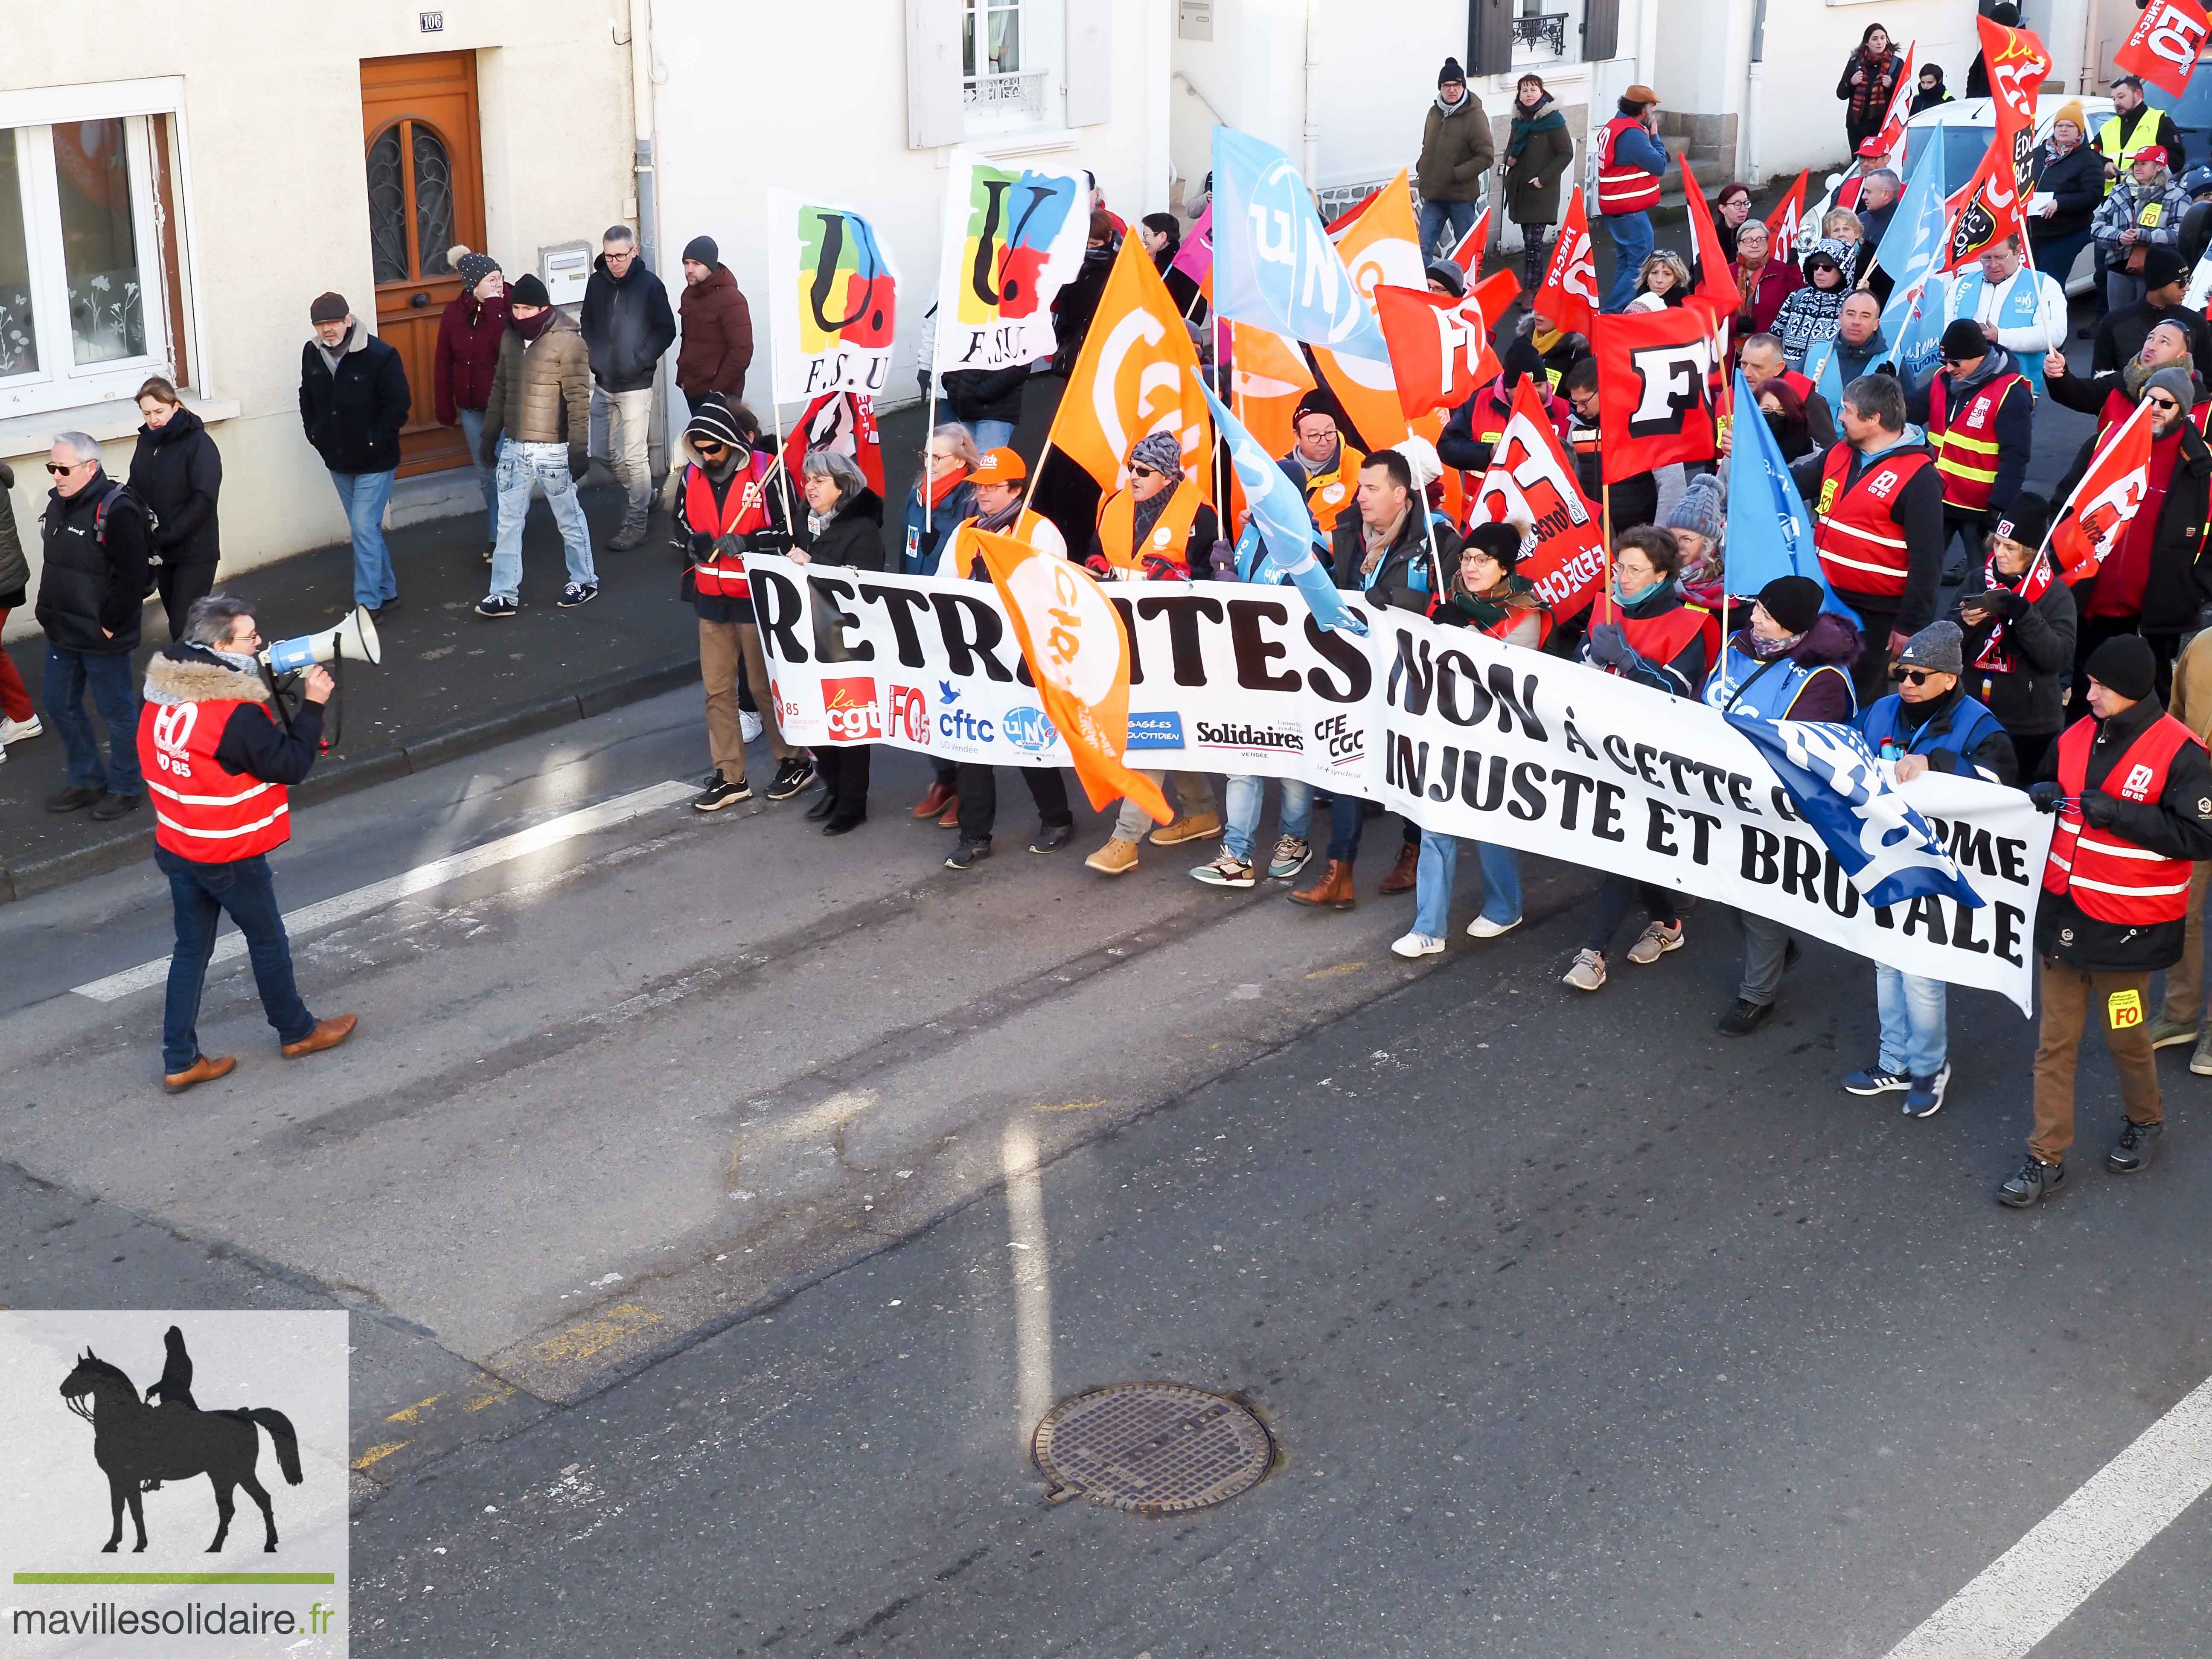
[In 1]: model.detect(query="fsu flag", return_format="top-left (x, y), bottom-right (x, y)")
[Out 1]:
top-left (780, 391), bottom-right (883, 498)
top-left (962, 526), bottom-right (1172, 822)
top-left (1679, 157), bottom-right (1741, 313)
top-left (2049, 398), bottom-right (2158, 585)
top-left (1941, 139), bottom-right (2028, 272)
top-left (1466, 377), bottom-right (1609, 621)
top-left (932, 153), bottom-right (1089, 375)
top-left (765, 192), bottom-right (900, 400)
top-left (1372, 273), bottom-right (1518, 419)
top-left (1045, 237), bottom-right (1213, 494)
top-left (1532, 187), bottom-right (1601, 335)
top-left (2117, 0), bottom-right (2212, 98)
top-left (1765, 170), bottom-right (1809, 257)
top-left (1589, 303), bottom-right (1720, 482)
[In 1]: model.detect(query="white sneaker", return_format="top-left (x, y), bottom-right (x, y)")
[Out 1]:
top-left (0, 715), bottom-right (40, 743)
top-left (1391, 931), bottom-right (1445, 959)
top-left (1625, 920), bottom-right (1684, 966)
top-left (741, 710), bottom-right (764, 743)
top-left (1466, 914), bottom-right (1522, 939)
top-left (1563, 948), bottom-right (1607, 991)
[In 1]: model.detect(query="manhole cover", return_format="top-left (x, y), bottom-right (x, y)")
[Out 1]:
top-left (1033, 1383), bottom-right (1272, 1513)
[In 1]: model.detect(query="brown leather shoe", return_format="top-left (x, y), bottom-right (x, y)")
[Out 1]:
top-left (912, 781), bottom-right (957, 820)
top-left (936, 799), bottom-right (962, 828)
top-left (1287, 859), bottom-right (1356, 909)
top-left (1378, 840), bottom-right (1420, 894)
top-left (163, 1055), bottom-right (236, 1095)
top-left (281, 1014), bottom-right (358, 1059)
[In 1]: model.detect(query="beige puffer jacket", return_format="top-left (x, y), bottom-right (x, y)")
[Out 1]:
top-left (478, 311), bottom-right (592, 463)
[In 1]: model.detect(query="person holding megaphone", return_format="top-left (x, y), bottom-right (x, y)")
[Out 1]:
top-left (137, 592), bottom-right (357, 1095)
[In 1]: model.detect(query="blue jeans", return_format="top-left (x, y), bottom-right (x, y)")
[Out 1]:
top-left (968, 419), bottom-right (1016, 452)
top-left (155, 846), bottom-right (316, 1073)
top-left (489, 439), bottom-right (597, 602)
top-left (456, 408), bottom-right (499, 545)
top-left (1601, 210), bottom-right (1655, 313)
top-left (1418, 197), bottom-right (1481, 259)
top-left (1876, 964), bottom-right (1948, 1079)
top-left (44, 644), bottom-right (142, 797)
top-left (1412, 829), bottom-right (1522, 938)
top-left (1222, 775), bottom-right (1314, 862)
top-left (329, 468), bottom-right (398, 609)
top-left (1326, 794), bottom-right (1368, 863)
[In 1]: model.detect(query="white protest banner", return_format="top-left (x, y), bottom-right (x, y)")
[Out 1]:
top-left (931, 153), bottom-right (1091, 376)
top-left (747, 557), bottom-right (2051, 1006)
top-left (766, 191), bottom-right (901, 399)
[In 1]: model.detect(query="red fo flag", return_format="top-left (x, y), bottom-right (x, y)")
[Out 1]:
top-left (1678, 157), bottom-right (1740, 313)
top-left (2116, 0), bottom-right (2212, 99)
top-left (780, 392), bottom-right (884, 498)
top-left (1449, 207), bottom-right (1489, 276)
top-left (2049, 398), bottom-right (2159, 585)
top-left (1373, 279), bottom-right (1513, 419)
top-left (1589, 302), bottom-right (1720, 483)
top-left (1764, 171), bottom-right (1809, 258)
top-left (1532, 187), bottom-right (1600, 335)
top-left (1466, 377), bottom-right (1608, 621)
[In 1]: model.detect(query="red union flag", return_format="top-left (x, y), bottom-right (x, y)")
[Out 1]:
top-left (1371, 274), bottom-right (1519, 418)
top-left (1941, 136), bottom-right (2029, 272)
top-left (2049, 398), bottom-right (2158, 585)
top-left (2116, 0), bottom-right (2211, 99)
top-left (1589, 303), bottom-right (1719, 482)
top-left (1764, 171), bottom-right (1809, 256)
top-left (1679, 157), bottom-right (1740, 313)
top-left (1449, 206), bottom-right (1489, 276)
top-left (1466, 377), bottom-right (1607, 621)
top-left (1978, 17), bottom-right (2052, 204)
top-left (1533, 187), bottom-right (1599, 335)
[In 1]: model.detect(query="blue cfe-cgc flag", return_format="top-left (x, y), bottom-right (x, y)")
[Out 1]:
top-left (1723, 368), bottom-right (1859, 628)
top-left (1211, 127), bottom-right (1391, 364)
top-left (1727, 715), bottom-right (1985, 910)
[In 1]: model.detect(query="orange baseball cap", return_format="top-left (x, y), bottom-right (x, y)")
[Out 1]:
top-left (973, 447), bottom-right (1027, 482)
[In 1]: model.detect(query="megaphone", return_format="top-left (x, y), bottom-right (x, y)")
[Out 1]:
top-left (261, 606), bottom-right (381, 673)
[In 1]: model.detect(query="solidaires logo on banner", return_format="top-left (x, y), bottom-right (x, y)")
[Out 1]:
top-left (0, 1311), bottom-right (348, 1656)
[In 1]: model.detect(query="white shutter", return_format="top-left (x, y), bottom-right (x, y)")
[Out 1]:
top-left (907, 0), bottom-right (965, 149)
top-left (1064, 0), bottom-right (1112, 128)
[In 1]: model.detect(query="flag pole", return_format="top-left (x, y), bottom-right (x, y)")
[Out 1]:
top-left (923, 351), bottom-right (940, 537)
top-left (768, 344), bottom-right (797, 532)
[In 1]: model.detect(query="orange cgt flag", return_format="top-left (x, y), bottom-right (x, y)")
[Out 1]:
top-left (961, 525), bottom-right (1172, 822)
top-left (1046, 237), bottom-right (1213, 494)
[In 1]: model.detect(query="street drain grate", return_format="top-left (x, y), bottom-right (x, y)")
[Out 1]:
top-left (1033, 1383), bottom-right (1273, 1513)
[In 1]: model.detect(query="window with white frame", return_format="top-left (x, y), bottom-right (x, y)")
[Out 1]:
top-left (962, 0), bottom-right (1056, 128)
top-left (0, 105), bottom-right (184, 420)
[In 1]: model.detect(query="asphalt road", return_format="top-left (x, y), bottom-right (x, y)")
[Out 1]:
top-left (6, 294), bottom-right (2209, 1654)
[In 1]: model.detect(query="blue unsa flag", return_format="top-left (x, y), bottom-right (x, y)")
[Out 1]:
top-left (1726, 715), bottom-right (1985, 910)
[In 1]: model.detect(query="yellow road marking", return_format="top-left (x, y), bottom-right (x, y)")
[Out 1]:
top-left (532, 1303), bottom-right (661, 1365)
top-left (385, 1394), bottom-right (440, 1425)
top-left (351, 1442), bottom-right (408, 1471)
top-left (463, 1383), bottom-right (515, 1413)
top-left (1304, 961), bottom-right (1366, 980)
top-left (1033, 1098), bottom-right (1107, 1112)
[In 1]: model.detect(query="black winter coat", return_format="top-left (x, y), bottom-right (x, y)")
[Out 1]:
top-left (2034, 695), bottom-right (2212, 972)
top-left (2028, 142), bottom-right (2107, 243)
top-left (2055, 418), bottom-right (2212, 632)
top-left (579, 255), bottom-right (677, 392)
top-left (2092, 299), bottom-right (2212, 378)
top-left (128, 406), bottom-right (222, 570)
top-left (942, 363), bottom-right (1030, 429)
top-left (1329, 506), bottom-right (1456, 614)
top-left (1953, 560), bottom-right (2079, 738)
top-left (35, 468), bottom-right (152, 654)
top-left (795, 489), bottom-right (888, 571)
top-left (298, 324), bottom-right (411, 474)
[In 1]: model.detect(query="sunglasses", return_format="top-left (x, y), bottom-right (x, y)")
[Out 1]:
top-left (2146, 394), bottom-right (2181, 410)
top-left (693, 439), bottom-right (728, 453)
top-left (45, 459), bottom-right (91, 475)
top-left (1889, 667), bottom-right (1944, 685)
top-left (1129, 463), bottom-right (1161, 480)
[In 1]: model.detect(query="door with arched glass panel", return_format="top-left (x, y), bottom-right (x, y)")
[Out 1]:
top-left (360, 53), bottom-right (485, 476)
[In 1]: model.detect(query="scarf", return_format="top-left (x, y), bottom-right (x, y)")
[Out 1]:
top-left (1846, 48), bottom-right (1897, 127)
top-left (1292, 439), bottom-right (1341, 479)
top-left (1130, 485), bottom-right (1176, 550)
top-left (1447, 572), bottom-right (1534, 631)
top-left (923, 466), bottom-right (969, 510)
top-left (1532, 325), bottom-right (1566, 357)
top-left (1436, 89), bottom-right (1470, 117)
top-left (1362, 508), bottom-right (1409, 577)
top-left (1973, 555), bottom-right (2054, 673)
top-left (807, 500), bottom-right (841, 541)
top-left (1745, 626), bottom-right (1809, 662)
top-left (511, 308), bottom-right (553, 342)
top-left (972, 497), bottom-right (1023, 535)
top-left (1507, 96), bottom-right (1555, 158)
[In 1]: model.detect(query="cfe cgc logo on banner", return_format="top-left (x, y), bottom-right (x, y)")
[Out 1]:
top-left (0, 1311), bottom-right (348, 1656)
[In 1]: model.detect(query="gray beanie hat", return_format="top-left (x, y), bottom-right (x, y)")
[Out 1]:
top-left (2145, 364), bottom-right (2197, 413)
top-left (1129, 429), bottom-right (1186, 482)
top-left (1662, 472), bottom-right (1726, 543)
top-left (1897, 620), bottom-right (1965, 677)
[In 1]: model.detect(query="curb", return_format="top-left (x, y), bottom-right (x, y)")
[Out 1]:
top-left (0, 655), bottom-right (698, 906)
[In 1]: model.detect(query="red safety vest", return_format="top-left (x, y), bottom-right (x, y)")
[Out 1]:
top-left (2043, 713), bottom-right (2201, 924)
top-left (684, 455), bottom-right (775, 600)
top-left (1812, 443), bottom-right (1933, 598)
top-left (1926, 369), bottom-right (2025, 513)
top-left (137, 699), bottom-right (290, 863)
top-left (1777, 369), bottom-right (1816, 406)
top-left (1481, 598), bottom-right (1555, 647)
top-left (1597, 116), bottom-right (1663, 215)
top-left (1616, 605), bottom-right (1707, 675)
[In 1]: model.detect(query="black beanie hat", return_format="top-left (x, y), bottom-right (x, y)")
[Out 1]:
top-left (1940, 317), bottom-right (1990, 362)
top-left (1991, 491), bottom-right (2049, 552)
top-left (1463, 521), bottom-right (1522, 570)
top-left (682, 235), bottom-right (718, 267)
top-left (508, 273), bottom-right (550, 308)
top-left (1292, 387), bottom-right (1342, 428)
top-left (1757, 575), bottom-right (1825, 636)
top-left (2141, 245), bottom-right (2187, 290)
top-left (1439, 57), bottom-right (1466, 86)
top-left (2086, 634), bottom-right (2157, 701)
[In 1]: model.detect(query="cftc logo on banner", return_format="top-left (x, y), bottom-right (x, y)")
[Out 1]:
top-left (0, 1310), bottom-right (349, 1655)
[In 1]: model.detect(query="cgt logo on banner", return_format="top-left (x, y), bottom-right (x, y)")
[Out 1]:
top-left (0, 1310), bottom-right (349, 1654)
top-left (821, 676), bottom-right (885, 741)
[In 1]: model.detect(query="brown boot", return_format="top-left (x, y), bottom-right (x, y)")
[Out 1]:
top-left (912, 781), bottom-right (956, 820)
top-left (163, 1055), bottom-right (236, 1095)
top-left (1287, 859), bottom-right (1356, 909)
top-left (1378, 840), bottom-right (1420, 894)
top-left (281, 1014), bottom-right (358, 1059)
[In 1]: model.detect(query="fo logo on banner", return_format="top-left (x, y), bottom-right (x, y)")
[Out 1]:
top-left (821, 676), bottom-right (885, 740)
top-left (887, 684), bottom-right (929, 745)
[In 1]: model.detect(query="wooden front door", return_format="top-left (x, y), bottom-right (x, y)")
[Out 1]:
top-left (361, 52), bottom-right (485, 477)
